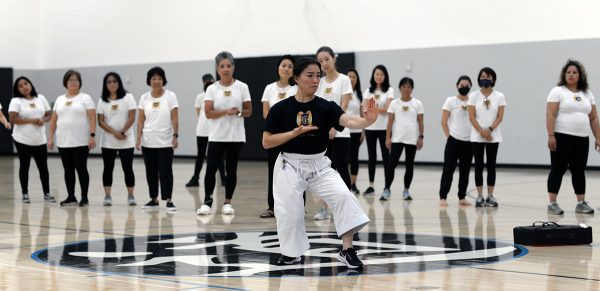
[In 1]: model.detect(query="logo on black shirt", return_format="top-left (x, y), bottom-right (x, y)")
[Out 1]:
top-left (296, 111), bottom-right (313, 126)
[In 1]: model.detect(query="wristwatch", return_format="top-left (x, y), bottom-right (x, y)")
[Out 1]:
top-left (90, 133), bottom-right (96, 137)
top-left (173, 133), bottom-right (179, 138)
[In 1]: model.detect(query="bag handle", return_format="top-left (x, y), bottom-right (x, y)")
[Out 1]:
top-left (532, 221), bottom-right (560, 227)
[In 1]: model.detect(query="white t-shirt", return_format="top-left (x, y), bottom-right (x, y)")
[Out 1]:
top-left (8, 95), bottom-right (51, 146)
top-left (194, 93), bottom-right (210, 137)
top-left (53, 93), bottom-right (95, 148)
top-left (347, 91), bottom-right (363, 133)
top-left (468, 90), bottom-right (506, 143)
top-left (139, 90), bottom-right (179, 148)
top-left (205, 80), bottom-right (251, 142)
top-left (387, 98), bottom-right (424, 145)
top-left (442, 96), bottom-right (471, 141)
top-left (261, 82), bottom-right (297, 108)
top-left (97, 93), bottom-right (137, 149)
top-left (316, 74), bottom-right (353, 138)
top-left (364, 87), bottom-right (395, 131)
top-left (547, 86), bottom-right (596, 137)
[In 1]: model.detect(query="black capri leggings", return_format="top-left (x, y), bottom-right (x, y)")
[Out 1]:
top-left (191, 136), bottom-right (226, 181)
top-left (349, 132), bottom-right (362, 176)
top-left (385, 143), bottom-right (417, 189)
top-left (365, 130), bottom-right (389, 182)
top-left (439, 136), bottom-right (472, 200)
top-left (102, 147), bottom-right (135, 187)
top-left (142, 147), bottom-right (173, 200)
top-left (332, 137), bottom-right (351, 188)
top-left (471, 142), bottom-right (499, 187)
top-left (14, 141), bottom-right (50, 195)
top-left (204, 142), bottom-right (243, 207)
top-left (58, 146), bottom-right (89, 198)
top-left (547, 132), bottom-right (589, 195)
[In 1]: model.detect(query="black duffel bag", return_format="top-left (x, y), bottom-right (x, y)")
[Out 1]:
top-left (513, 221), bottom-right (592, 246)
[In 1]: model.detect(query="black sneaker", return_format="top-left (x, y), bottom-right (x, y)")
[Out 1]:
top-left (350, 184), bottom-right (360, 195)
top-left (363, 186), bottom-right (375, 195)
top-left (485, 196), bottom-right (498, 207)
top-left (337, 248), bottom-right (363, 269)
top-left (259, 208), bottom-right (275, 218)
top-left (166, 201), bottom-right (176, 211)
top-left (79, 197), bottom-right (89, 207)
top-left (475, 196), bottom-right (485, 207)
top-left (60, 196), bottom-right (78, 206)
top-left (185, 178), bottom-right (199, 187)
top-left (142, 200), bottom-right (159, 209)
top-left (277, 255), bottom-right (301, 265)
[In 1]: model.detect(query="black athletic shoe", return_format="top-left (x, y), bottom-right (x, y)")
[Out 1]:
top-left (78, 197), bottom-right (89, 207)
top-left (337, 248), bottom-right (363, 269)
top-left (60, 196), bottom-right (78, 206)
top-left (166, 201), bottom-right (176, 211)
top-left (142, 200), bottom-right (159, 209)
top-left (277, 255), bottom-right (301, 265)
top-left (363, 186), bottom-right (375, 195)
top-left (350, 184), bottom-right (360, 195)
top-left (185, 178), bottom-right (199, 187)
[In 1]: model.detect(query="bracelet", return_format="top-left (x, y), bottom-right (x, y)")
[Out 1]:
top-left (90, 133), bottom-right (95, 137)
top-left (173, 133), bottom-right (179, 138)
top-left (548, 134), bottom-right (555, 137)
top-left (488, 127), bottom-right (494, 132)
top-left (418, 134), bottom-right (424, 139)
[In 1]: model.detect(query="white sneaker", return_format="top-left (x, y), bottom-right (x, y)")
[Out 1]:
top-left (103, 196), bottom-right (112, 206)
top-left (314, 207), bottom-right (330, 220)
top-left (222, 204), bottom-right (235, 215)
top-left (197, 205), bottom-right (212, 215)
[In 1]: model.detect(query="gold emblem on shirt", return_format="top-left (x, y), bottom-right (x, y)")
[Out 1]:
top-left (461, 104), bottom-right (468, 111)
top-left (296, 111), bottom-right (313, 126)
top-left (402, 106), bottom-right (409, 112)
top-left (324, 87), bottom-right (333, 95)
top-left (65, 101), bottom-right (72, 107)
top-left (277, 92), bottom-right (286, 99)
top-left (29, 103), bottom-right (37, 109)
top-left (152, 102), bottom-right (160, 109)
top-left (574, 95), bottom-right (582, 102)
top-left (483, 98), bottom-right (490, 109)
top-left (111, 104), bottom-right (119, 111)
top-left (224, 90), bottom-right (232, 97)
top-left (374, 94), bottom-right (380, 100)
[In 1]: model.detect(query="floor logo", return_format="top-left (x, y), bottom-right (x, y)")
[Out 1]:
top-left (32, 231), bottom-right (526, 277)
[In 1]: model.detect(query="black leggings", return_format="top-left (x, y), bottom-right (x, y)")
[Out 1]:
top-left (204, 142), bottom-right (243, 207)
top-left (349, 132), bottom-right (362, 176)
top-left (191, 136), bottom-right (226, 181)
top-left (547, 132), bottom-right (589, 194)
top-left (472, 142), bottom-right (499, 187)
top-left (332, 137), bottom-right (351, 188)
top-left (439, 136), bottom-right (472, 199)
top-left (14, 141), bottom-right (50, 195)
top-left (385, 143), bottom-right (417, 189)
top-left (101, 147), bottom-right (135, 187)
top-left (267, 148), bottom-right (279, 210)
top-left (365, 130), bottom-right (389, 182)
top-left (142, 147), bottom-right (173, 200)
top-left (58, 146), bottom-right (89, 198)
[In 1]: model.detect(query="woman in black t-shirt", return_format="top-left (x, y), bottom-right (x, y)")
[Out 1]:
top-left (263, 58), bottom-right (378, 269)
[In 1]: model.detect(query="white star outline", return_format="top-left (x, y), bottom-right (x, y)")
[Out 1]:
top-left (68, 231), bottom-right (517, 277)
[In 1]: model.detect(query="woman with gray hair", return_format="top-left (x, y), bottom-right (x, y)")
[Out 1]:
top-left (197, 51), bottom-right (252, 216)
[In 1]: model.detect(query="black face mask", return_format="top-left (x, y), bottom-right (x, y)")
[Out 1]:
top-left (458, 87), bottom-right (470, 96)
top-left (479, 79), bottom-right (493, 88)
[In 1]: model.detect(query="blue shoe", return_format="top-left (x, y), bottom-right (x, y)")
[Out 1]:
top-left (402, 189), bottom-right (412, 200)
top-left (379, 188), bottom-right (391, 201)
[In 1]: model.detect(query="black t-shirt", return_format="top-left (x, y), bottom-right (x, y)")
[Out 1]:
top-left (264, 96), bottom-right (345, 154)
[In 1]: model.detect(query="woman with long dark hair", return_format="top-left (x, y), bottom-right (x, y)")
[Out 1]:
top-left (8, 76), bottom-right (53, 203)
top-left (97, 72), bottom-right (137, 206)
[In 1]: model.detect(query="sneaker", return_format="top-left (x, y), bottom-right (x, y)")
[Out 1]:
top-left (44, 193), bottom-right (56, 203)
top-left (166, 201), bottom-right (176, 211)
top-left (337, 248), bottom-right (363, 269)
top-left (379, 188), bottom-right (391, 201)
top-left (222, 204), bottom-right (235, 215)
top-left (197, 204), bottom-right (212, 215)
top-left (259, 208), bottom-right (275, 218)
top-left (363, 186), bottom-right (375, 196)
top-left (127, 195), bottom-right (137, 206)
top-left (547, 202), bottom-right (564, 215)
top-left (185, 177), bottom-right (199, 187)
top-left (142, 200), bottom-right (159, 209)
top-left (314, 207), bottom-right (330, 220)
top-left (103, 196), bottom-right (112, 206)
top-left (575, 201), bottom-right (594, 214)
top-left (402, 189), bottom-right (412, 201)
top-left (277, 255), bottom-right (301, 265)
top-left (79, 197), bottom-right (89, 207)
top-left (485, 196), bottom-right (498, 207)
top-left (475, 196), bottom-right (485, 207)
top-left (60, 196), bottom-right (78, 206)
top-left (22, 194), bottom-right (31, 204)
top-left (350, 184), bottom-right (360, 195)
